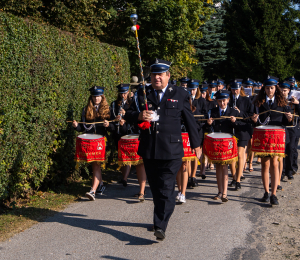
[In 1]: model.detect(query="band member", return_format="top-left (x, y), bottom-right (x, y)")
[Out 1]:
top-left (217, 79), bottom-right (225, 91)
top-left (179, 77), bottom-right (190, 88)
top-left (228, 80), bottom-right (254, 190)
top-left (251, 76), bottom-right (293, 206)
top-left (72, 86), bottom-right (112, 200)
top-left (205, 90), bottom-right (240, 202)
top-left (125, 58), bottom-right (201, 241)
top-left (110, 84), bottom-right (131, 187)
top-left (280, 82), bottom-right (297, 181)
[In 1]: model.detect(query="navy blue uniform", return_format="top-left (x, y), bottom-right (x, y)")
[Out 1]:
top-left (125, 84), bottom-right (200, 232)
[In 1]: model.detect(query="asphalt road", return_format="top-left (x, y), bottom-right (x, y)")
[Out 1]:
top-left (0, 166), bottom-right (274, 260)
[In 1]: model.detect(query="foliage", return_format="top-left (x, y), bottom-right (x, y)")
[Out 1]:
top-left (223, 0), bottom-right (300, 81)
top-left (187, 64), bottom-right (205, 82)
top-left (100, 0), bottom-right (213, 79)
top-left (192, 1), bottom-right (227, 79)
top-left (0, 0), bottom-right (110, 38)
top-left (0, 11), bottom-right (130, 200)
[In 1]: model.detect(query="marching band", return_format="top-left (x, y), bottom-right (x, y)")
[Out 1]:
top-left (71, 59), bottom-right (299, 241)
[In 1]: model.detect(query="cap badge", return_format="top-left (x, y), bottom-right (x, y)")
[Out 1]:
top-left (169, 87), bottom-right (173, 92)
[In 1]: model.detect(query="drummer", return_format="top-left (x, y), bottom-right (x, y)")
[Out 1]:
top-left (216, 79), bottom-right (225, 91)
top-left (179, 77), bottom-right (190, 88)
top-left (228, 80), bottom-right (254, 191)
top-left (206, 90), bottom-right (240, 202)
top-left (251, 76), bottom-right (293, 206)
top-left (188, 79), bottom-right (207, 188)
top-left (72, 86), bottom-right (112, 200)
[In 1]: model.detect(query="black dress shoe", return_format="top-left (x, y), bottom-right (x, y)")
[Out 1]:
top-left (201, 174), bottom-right (206, 180)
top-left (261, 192), bottom-right (270, 202)
top-left (277, 185), bottom-right (282, 191)
top-left (240, 176), bottom-right (246, 180)
top-left (191, 177), bottom-right (198, 187)
top-left (235, 182), bottom-right (241, 191)
top-left (288, 175), bottom-right (294, 180)
top-left (154, 228), bottom-right (166, 240)
top-left (118, 179), bottom-right (127, 187)
top-left (292, 170), bottom-right (297, 175)
top-left (187, 177), bottom-right (192, 188)
top-left (228, 180), bottom-right (236, 187)
top-left (270, 194), bottom-right (279, 206)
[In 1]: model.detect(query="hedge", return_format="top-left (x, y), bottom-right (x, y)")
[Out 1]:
top-left (0, 11), bottom-right (131, 200)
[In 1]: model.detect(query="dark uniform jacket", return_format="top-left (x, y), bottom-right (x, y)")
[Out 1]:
top-left (110, 100), bottom-right (131, 136)
top-left (125, 84), bottom-right (200, 160)
top-left (205, 105), bottom-right (241, 135)
top-left (229, 95), bottom-right (254, 141)
top-left (191, 97), bottom-right (207, 141)
top-left (74, 107), bottom-right (114, 136)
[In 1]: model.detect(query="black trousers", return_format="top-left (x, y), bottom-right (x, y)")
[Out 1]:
top-left (284, 128), bottom-right (296, 177)
top-left (292, 137), bottom-right (299, 172)
top-left (143, 158), bottom-right (182, 232)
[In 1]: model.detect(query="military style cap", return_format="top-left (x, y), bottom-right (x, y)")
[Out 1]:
top-left (150, 58), bottom-right (171, 73)
top-left (285, 76), bottom-right (296, 83)
top-left (188, 79), bottom-right (200, 89)
top-left (217, 79), bottom-right (225, 85)
top-left (253, 82), bottom-right (258, 87)
top-left (243, 78), bottom-right (255, 86)
top-left (231, 79), bottom-right (243, 89)
top-left (257, 81), bottom-right (262, 87)
top-left (199, 84), bottom-right (209, 92)
top-left (209, 80), bottom-right (217, 87)
top-left (116, 83), bottom-right (130, 93)
top-left (170, 79), bottom-right (177, 85)
top-left (214, 90), bottom-right (230, 100)
top-left (179, 77), bottom-right (190, 83)
top-left (89, 86), bottom-right (104, 96)
top-left (279, 82), bottom-right (291, 89)
top-left (264, 75), bottom-right (279, 86)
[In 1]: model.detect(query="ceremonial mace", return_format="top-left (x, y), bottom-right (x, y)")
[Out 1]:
top-left (130, 13), bottom-right (151, 131)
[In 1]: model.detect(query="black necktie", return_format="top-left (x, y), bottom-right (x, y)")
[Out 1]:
top-left (156, 90), bottom-right (162, 103)
top-left (268, 100), bottom-right (272, 107)
top-left (221, 110), bottom-right (225, 116)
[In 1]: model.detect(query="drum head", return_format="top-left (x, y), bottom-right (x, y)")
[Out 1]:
top-left (256, 125), bottom-right (284, 130)
top-left (78, 134), bottom-right (103, 140)
top-left (121, 134), bottom-right (139, 139)
top-left (206, 133), bottom-right (233, 139)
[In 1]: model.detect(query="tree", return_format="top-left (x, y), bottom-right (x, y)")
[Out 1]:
top-left (223, 0), bottom-right (300, 81)
top-left (101, 0), bottom-right (213, 79)
top-left (192, 1), bottom-right (227, 79)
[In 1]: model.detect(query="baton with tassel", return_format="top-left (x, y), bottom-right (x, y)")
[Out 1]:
top-left (130, 13), bottom-right (151, 132)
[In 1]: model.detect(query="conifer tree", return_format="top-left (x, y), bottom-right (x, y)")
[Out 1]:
top-left (224, 0), bottom-right (300, 81)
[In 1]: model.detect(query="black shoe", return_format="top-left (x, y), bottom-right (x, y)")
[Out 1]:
top-left (240, 176), bottom-right (246, 180)
top-left (270, 195), bottom-right (279, 206)
top-left (277, 185), bottom-right (282, 191)
top-left (288, 175), bottom-right (294, 180)
top-left (154, 228), bottom-right (166, 240)
top-left (292, 170), bottom-right (297, 175)
top-left (118, 179), bottom-right (127, 187)
top-left (228, 180), bottom-right (236, 187)
top-left (95, 183), bottom-right (106, 195)
top-left (191, 177), bottom-right (198, 187)
top-left (261, 192), bottom-right (270, 202)
top-left (281, 175), bottom-right (287, 182)
top-left (235, 182), bottom-right (241, 191)
top-left (187, 178), bottom-right (192, 188)
top-left (201, 174), bottom-right (206, 180)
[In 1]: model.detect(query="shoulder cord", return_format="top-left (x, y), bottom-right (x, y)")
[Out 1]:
top-left (82, 107), bottom-right (95, 132)
top-left (134, 92), bottom-right (141, 113)
top-left (112, 101), bottom-right (117, 118)
top-left (256, 106), bottom-right (270, 125)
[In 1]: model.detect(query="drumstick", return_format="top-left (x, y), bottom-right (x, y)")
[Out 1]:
top-left (220, 116), bottom-right (243, 119)
top-left (269, 109), bottom-right (299, 117)
top-left (243, 110), bottom-right (271, 120)
top-left (66, 119), bottom-right (118, 124)
top-left (193, 115), bottom-right (204, 117)
top-left (197, 117), bottom-right (241, 121)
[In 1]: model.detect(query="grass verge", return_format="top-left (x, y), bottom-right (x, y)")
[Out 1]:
top-left (0, 164), bottom-right (122, 242)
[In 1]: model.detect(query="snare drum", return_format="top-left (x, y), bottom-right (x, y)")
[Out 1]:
top-left (75, 134), bottom-right (106, 163)
top-left (203, 133), bottom-right (238, 164)
top-left (118, 134), bottom-right (143, 166)
top-left (252, 126), bottom-right (285, 157)
top-left (181, 133), bottom-right (196, 161)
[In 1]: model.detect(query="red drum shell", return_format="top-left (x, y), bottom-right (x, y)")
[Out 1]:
top-left (118, 135), bottom-right (143, 166)
top-left (182, 133), bottom-right (196, 160)
top-left (252, 126), bottom-right (285, 157)
top-left (203, 133), bottom-right (238, 164)
top-left (75, 134), bottom-right (106, 162)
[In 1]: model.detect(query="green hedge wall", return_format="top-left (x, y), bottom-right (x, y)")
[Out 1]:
top-left (0, 12), bottom-right (130, 200)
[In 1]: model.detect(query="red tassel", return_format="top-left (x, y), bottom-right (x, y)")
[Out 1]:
top-left (136, 24), bottom-right (140, 30)
top-left (138, 121), bottom-right (151, 130)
